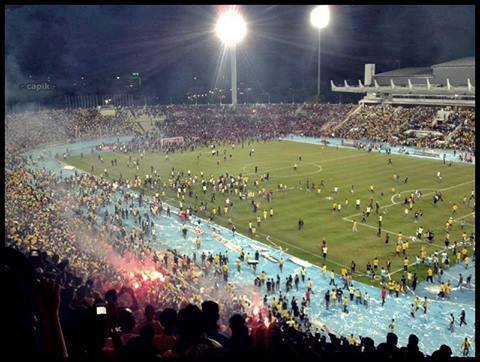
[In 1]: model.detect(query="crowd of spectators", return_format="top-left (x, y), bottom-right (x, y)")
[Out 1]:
top-left (289, 103), bottom-right (355, 137)
top-left (5, 110), bottom-right (73, 152)
top-left (332, 105), bottom-right (475, 153)
top-left (3, 102), bottom-right (475, 359)
top-left (67, 108), bottom-right (136, 139)
top-left (4, 155), bottom-right (245, 360)
top-left (161, 104), bottom-right (298, 143)
top-left (2, 160), bottom-right (463, 359)
top-left (6, 230), bottom-right (459, 361)
top-left (1, 104), bottom-right (475, 360)
top-left (5, 104), bottom-right (475, 157)
top-left (122, 103), bottom-right (310, 153)
top-left (446, 110), bottom-right (476, 153)
top-left (5, 108), bottom-right (135, 154)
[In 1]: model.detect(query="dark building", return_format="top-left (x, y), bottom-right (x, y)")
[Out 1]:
top-left (374, 67), bottom-right (433, 87)
top-left (431, 57), bottom-right (475, 86)
top-left (331, 57), bottom-right (475, 107)
top-left (373, 57), bottom-right (475, 87)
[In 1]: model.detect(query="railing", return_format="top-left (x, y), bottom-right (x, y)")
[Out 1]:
top-left (331, 78), bottom-right (475, 96)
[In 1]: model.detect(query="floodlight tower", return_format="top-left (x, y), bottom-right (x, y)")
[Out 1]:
top-left (310, 5), bottom-right (330, 101)
top-left (215, 8), bottom-right (247, 109)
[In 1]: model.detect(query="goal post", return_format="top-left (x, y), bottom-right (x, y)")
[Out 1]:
top-left (160, 137), bottom-right (184, 150)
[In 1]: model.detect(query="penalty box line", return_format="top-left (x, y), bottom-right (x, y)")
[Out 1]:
top-left (344, 179), bottom-right (474, 221)
top-left (343, 215), bottom-right (465, 252)
top-left (453, 211), bottom-right (475, 224)
top-left (342, 180), bottom-right (475, 233)
top-left (256, 230), bottom-right (347, 269)
top-left (156, 186), bottom-right (465, 274)
top-left (342, 214), bottom-right (472, 246)
top-left (342, 217), bottom-right (401, 237)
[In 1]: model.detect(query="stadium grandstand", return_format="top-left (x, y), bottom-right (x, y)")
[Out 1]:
top-left (331, 57), bottom-right (475, 107)
top-left (4, 5), bottom-right (475, 362)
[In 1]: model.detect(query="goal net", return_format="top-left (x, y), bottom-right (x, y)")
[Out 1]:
top-left (161, 137), bottom-right (184, 150)
top-left (99, 107), bottom-right (116, 117)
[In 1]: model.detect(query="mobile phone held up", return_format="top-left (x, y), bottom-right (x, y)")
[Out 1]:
top-left (96, 306), bottom-right (107, 315)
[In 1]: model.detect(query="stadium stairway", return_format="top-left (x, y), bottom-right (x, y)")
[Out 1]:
top-left (134, 121), bottom-right (145, 133)
top-left (134, 115), bottom-right (158, 134)
top-left (399, 119), bottom-right (412, 131)
top-left (446, 122), bottom-right (464, 141)
top-left (295, 103), bottom-right (306, 115)
top-left (323, 104), bottom-right (362, 133)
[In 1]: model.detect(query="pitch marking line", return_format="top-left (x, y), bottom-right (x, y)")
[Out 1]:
top-left (281, 163), bottom-right (324, 178)
top-left (146, 180), bottom-right (474, 277)
top-left (241, 161), bottom-right (281, 173)
top-left (390, 188), bottom-right (437, 205)
top-left (343, 180), bottom-right (475, 221)
top-left (73, 155), bottom-right (474, 285)
top-left (453, 212), bottom-right (475, 222)
top-left (406, 287), bottom-right (474, 308)
top-left (156, 195), bottom-right (341, 269)
top-left (343, 209), bottom-right (475, 245)
top-left (241, 162), bottom-right (323, 178)
top-left (240, 152), bottom-right (367, 176)
top-left (257, 231), bottom-right (346, 268)
top-left (342, 219), bottom-right (400, 237)
top-left (451, 212), bottom-right (475, 227)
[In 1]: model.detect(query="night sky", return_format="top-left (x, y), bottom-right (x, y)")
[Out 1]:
top-left (5, 5), bottom-right (475, 106)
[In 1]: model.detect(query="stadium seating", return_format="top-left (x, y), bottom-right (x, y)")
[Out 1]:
top-left (3, 103), bottom-right (475, 360)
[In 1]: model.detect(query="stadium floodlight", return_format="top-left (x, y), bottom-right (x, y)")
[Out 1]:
top-left (310, 5), bottom-right (330, 29)
top-left (215, 8), bottom-right (247, 108)
top-left (310, 5), bottom-right (330, 100)
top-left (215, 9), bottom-right (247, 46)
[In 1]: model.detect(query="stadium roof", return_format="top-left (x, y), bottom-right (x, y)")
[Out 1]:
top-left (432, 56), bottom-right (475, 68)
top-left (375, 67), bottom-right (432, 78)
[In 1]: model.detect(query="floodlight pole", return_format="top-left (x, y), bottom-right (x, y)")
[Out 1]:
top-left (231, 45), bottom-right (238, 109)
top-left (317, 30), bottom-right (321, 101)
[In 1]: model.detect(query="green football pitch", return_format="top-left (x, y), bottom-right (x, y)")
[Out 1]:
top-left (67, 139), bottom-right (475, 286)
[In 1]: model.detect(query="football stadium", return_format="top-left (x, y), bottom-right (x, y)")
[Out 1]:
top-left (4, 4), bottom-right (476, 360)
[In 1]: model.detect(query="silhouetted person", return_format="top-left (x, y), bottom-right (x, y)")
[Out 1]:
top-left (431, 344), bottom-right (452, 361)
top-left (226, 314), bottom-right (253, 354)
top-left (163, 304), bottom-right (221, 358)
top-left (121, 324), bottom-right (160, 361)
top-left (153, 308), bottom-right (177, 355)
top-left (202, 301), bottom-right (228, 346)
top-left (400, 334), bottom-right (424, 360)
top-left (361, 337), bottom-right (376, 353)
top-left (376, 332), bottom-right (400, 359)
top-left (135, 304), bottom-right (162, 334)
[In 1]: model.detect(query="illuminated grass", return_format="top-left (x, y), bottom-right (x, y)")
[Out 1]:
top-left (67, 139), bottom-right (475, 286)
